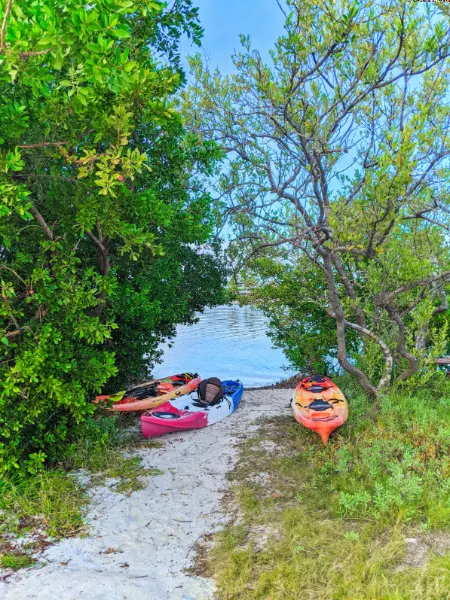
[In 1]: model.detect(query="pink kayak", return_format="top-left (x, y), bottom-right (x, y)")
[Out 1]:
top-left (140, 379), bottom-right (244, 438)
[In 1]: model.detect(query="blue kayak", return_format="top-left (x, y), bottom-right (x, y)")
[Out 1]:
top-left (141, 379), bottom-right (244, 438)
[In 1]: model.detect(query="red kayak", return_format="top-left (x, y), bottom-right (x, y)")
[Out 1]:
top-left (94, 373), bottom-right (201, 412)
top-left (292, 375), bottom-right (348, 444)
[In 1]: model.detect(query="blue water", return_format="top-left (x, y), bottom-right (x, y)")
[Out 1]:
top-left (152, 304), bottom-right (295, 388)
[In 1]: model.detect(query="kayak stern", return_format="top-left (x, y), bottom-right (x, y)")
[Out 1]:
top-left (293, 412), bottom-right (346, 445)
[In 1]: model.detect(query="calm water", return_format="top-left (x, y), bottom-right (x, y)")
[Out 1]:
top-left (152, 304), bottom-right (295, 388)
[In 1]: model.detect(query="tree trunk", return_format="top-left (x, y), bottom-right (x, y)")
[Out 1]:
top-left (385, 305), bottom-right (419, 382)
top-left (321, 252), bottom-right (379, 397)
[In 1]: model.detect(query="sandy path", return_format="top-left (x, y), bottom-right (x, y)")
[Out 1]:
top-left (0, 389), bottom-right (291, 600)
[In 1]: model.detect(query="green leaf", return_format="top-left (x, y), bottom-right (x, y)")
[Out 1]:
top-left (77, 91), bottom-right (88, 106)
top-left (110, 28), bottom-right (130, 39)
top-left (54, 48), bottom-right (64, 70)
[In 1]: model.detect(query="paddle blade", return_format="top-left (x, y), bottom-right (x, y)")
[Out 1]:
top-left (94, 391), bottom-right (126, 405)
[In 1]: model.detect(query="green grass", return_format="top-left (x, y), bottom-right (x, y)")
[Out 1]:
top-left (0, 553), bottom-right (35, 570)
top-left (0, 469), bottom-right (87, 539)
top-left (0, 414), bottom-right (163, 570)
top-left (61, 415), bottom-right (163, 494)
top-left (207, 382), bottom-right (450, 600)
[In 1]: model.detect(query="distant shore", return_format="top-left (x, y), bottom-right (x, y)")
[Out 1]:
top-left (251, 372), bottom-right (303, 390)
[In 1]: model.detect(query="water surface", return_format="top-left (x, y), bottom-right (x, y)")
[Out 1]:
top-left (152, 304), bottom-right (294, 388)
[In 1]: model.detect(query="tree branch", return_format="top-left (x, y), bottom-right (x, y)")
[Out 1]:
top-left (5, 327), bottom-right (28, 340)
top-left (331, 253), bottom-right (367, 329)
top-left (0, 0), bottom-right (12, 52)
top-left (415, 285), bottom-right (448, 351)
top-left (385, 305), bottom-right (419, 382)
top-left (18, 141), bottom-right (68, 149)
top-left (86, 229), bottom-right (110, 277)
top-left (30, 206), bottom-right (54, 241)
top-left (19, 47), bottom-right (55, 58)
top-left (343, 318), bottom-right (394, 390)
top-left (322, 253), bottom-right (379, 396)
top-left (383, 270), bottom-right (450, 302)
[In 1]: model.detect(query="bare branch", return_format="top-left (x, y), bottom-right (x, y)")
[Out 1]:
top-left (385, 305), bottom-right (419, 382)
top-left (30, 207), bottom-right (54, 241)
top-left (19, 48), bottom-right (55, 58)
top-left (86, 223), bottom-right (110, 277)
top-left (275, 0), bottom-right (287, 19)
top-left (5, 328), bottom-right (25, 340)
top-left (383, 270), bottom-right (450, 302)
top-left (0, 0), bottom-right (13, 52)
top-left (331, 253), bottom-right (367, 328)
top-left (322, 253), bottom-right (379, 396)
top-left (0, 265), bottom-right (27, 286)
top-left (343, 319), bottom-right (394, 390)
top-left (18, 141), bottom-right (68, 149)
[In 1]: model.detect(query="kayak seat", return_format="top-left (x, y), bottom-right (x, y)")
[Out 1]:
top-left (308, 385), bottom-right (328, 393)
top-left (197, 377), bottom-right (224, 406)
top-left (307, 375), bottom-right (327, 383)
top-left (309, 399), bottom-right (332, 411)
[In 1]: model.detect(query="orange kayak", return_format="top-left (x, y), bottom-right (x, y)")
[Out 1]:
top-left (292, 376), bottom-right (348, 444)
top-left (94, 373), bottom-right (201, 413)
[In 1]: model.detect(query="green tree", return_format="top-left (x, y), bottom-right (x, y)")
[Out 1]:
top-left (184, 0), bottom-right (450, 397)
top-left (0, 0), bottom-right (225, 475)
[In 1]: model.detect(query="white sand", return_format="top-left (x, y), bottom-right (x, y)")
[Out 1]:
top-left (0, 389), bottom-right (292, 600)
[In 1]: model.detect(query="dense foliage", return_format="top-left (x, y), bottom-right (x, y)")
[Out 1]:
top-left (184, 0), bottom-right (450, 396)
top-left (0, 0), bottom-right (225, 475)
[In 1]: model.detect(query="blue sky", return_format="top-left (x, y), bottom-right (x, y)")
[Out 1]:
top-left (181, 0), bottom-right (285, 75)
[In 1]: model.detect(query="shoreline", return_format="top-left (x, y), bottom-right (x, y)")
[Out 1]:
top-left (249, 372), bottom-right (304, 390)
